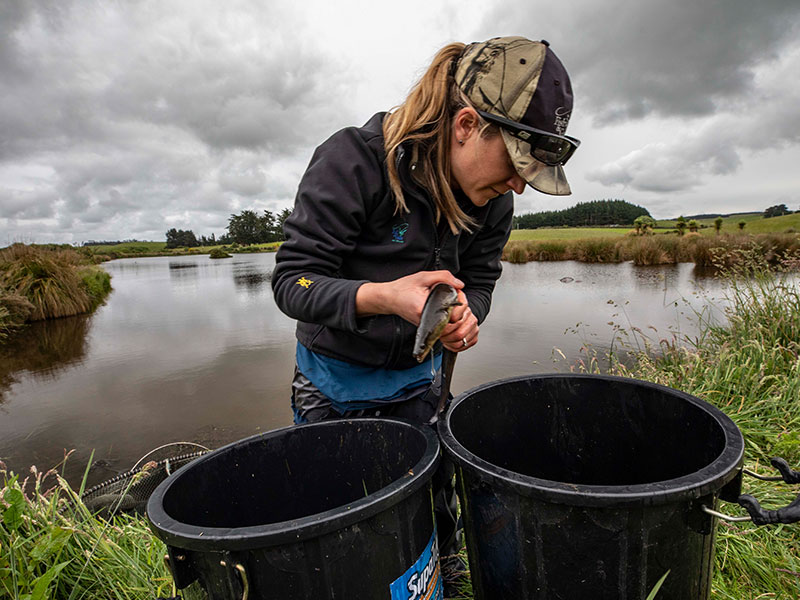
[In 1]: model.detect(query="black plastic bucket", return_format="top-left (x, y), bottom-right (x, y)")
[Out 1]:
top-left (437, 374), bottom-right (745, 600)
top-left (147, 419), bottom-right (442, 600)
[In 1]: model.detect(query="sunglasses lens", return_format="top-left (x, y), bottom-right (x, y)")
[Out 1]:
top-left (532, 136), bottom-right (573, 166)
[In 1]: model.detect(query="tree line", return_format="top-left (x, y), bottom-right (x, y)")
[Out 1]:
top-left (165, 208), bottom-right (292, 248)
top-left (512, 199), bottom-right (651, 229)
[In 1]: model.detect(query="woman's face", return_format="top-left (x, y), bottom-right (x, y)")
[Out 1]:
top-left (450, 110), bottom-right (535, 207)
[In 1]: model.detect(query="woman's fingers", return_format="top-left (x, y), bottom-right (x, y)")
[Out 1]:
top-left (441, 293), bottom-right (478, 352)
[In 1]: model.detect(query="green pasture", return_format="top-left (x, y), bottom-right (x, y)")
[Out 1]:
top-left (509, 227), bottom-right (632, 241)
top-left (656, 212), bottom-right (800, 234)
top-left (82, 241), bottom-right (281, 259)
top-left (85, 241), bottom-right (167, 255)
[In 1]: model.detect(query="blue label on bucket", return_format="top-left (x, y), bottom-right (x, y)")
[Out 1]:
top-left (389, 529), bottom-right (443, 600)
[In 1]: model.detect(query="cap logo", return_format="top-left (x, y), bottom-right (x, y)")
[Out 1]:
top-left (554, 107), bottom-right (571, 136)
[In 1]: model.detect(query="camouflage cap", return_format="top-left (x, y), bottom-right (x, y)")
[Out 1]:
top-left (454, 36), bottom-right (576, 195)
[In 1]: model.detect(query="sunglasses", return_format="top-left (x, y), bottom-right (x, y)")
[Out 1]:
top-left (476, 110), bottom-right (581, 166)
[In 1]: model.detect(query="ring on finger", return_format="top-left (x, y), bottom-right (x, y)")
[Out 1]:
top-left (462, 337), bottom-right (468, 348)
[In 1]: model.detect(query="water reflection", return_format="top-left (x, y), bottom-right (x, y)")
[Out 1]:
top-left (232, 261), bottom-right (272, 292)
top-left (0, 315), bottom-right (91, 403)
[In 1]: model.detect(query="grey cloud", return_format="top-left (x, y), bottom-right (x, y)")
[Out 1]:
top-left (0, 189), bottom-right (58, 219)
top-left (586, 46), bottom-right (800, 195)
top-left (586, 134), bottom-right (741, 193)
top-left (0, 1), bottom-right (355, 242)
top-left (479, 0), bottom-right (800, 124)
top-left (218, 168), bottom-right (267, 197)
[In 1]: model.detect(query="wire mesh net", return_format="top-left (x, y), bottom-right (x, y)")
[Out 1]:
top-left (80, 443), bottom-right (209, 517)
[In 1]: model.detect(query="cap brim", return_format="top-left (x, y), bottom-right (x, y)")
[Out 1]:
top-left (500, 129), bottom-right (572, 196)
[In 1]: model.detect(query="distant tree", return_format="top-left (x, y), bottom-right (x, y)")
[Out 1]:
top-left (764, 204), bottom-right (790, 218)
top-left (738, 220), bottom-right (747, 231)
top-left (277, 207), bottom-right (292, 240)
top-left (226, 209), bottom-right (285, 244)
top-left (165, 228), bottom-right (179, 248)
top-left (258, 210), bottom-right (281, 242)
top-left (633, 215), bottom-right (656, 235)
top-left (714, 217), bottom-right (723, 235)
top-left (165, 228), bottom-right (198, 248)
top-left (675, 216), bottom-right (687, 236)
top-left (688, 220), bottom-right (699, 233)
top-left (227, 210), bottom-right (261, 245)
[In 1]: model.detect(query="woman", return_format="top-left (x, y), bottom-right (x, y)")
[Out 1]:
top-left (271, 35), bottom-right (579, 589)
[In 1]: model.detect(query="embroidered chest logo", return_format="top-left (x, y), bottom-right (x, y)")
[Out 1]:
top-left (296, 277), bottom-right (314, 288)
top-left (391, 223), bottom-right (409, 243)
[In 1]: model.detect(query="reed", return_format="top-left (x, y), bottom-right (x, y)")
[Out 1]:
top-left (501, 241), bottom-right (533, 264)
top-left (568, 237), bottom-right (623, 263)
top-left (626, 236), bottom-right (675, 266)
top-left (530, 240), bottom-right (569, 261)
top-left (502, 232), bottom-right (800, 269)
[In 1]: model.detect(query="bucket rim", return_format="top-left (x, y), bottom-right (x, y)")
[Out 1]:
top-left (146, 418), bottom-right (440, 551)
top-left (438, 373), bottom-right (745, 507)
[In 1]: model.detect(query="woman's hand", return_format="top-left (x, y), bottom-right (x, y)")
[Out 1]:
top-left (356, 270), bottom-right (464, 326)
top-left (439, 289), bottom-right (479, 352)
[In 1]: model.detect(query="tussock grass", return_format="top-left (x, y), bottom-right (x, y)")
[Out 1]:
top-left (0, 244), bottom-right (111, 328)
top-left (0, 458), bottom-right (171, 599)
top-left (570, 237), bottom-right (623, 263)
top-left (503, 232), bottom-right (800, 268)
top-left (627, 236), bottom-right (674, 265)
top-left (0, 291), bottom-right (34, 341)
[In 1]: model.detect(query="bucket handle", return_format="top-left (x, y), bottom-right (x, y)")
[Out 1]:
top-left (220, 559), bottom-right (250, 600)
top-left (703, 457), bottom-right (800, 525)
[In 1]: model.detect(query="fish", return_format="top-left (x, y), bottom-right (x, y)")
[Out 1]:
top-left (413, 283), bottom-right (462, 363)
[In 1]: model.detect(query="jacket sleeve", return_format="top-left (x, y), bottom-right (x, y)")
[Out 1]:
top-left (271, 128), bottom-right (384, 333)
top-left (458, 192), bottom-right (513, 324)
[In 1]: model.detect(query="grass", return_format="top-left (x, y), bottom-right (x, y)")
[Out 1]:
top-left (0, 245), bottom-right (112, 337)
top-left (657, 212), bottom-right (800, 234)
top-left (1, 457), bottom-right (171, 599)
top-left (509, 227), bottom-right (632, 241)
top-left (81, 241), bottom-right (282, 261)
top-left (503, 232), bottom-right (800, 267)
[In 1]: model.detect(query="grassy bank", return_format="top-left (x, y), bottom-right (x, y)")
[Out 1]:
top-left (503, 232), bottom-right (800, 267)
top-left (1, 460), bottom-right (171, 599)
top-left (0, 244), bottom-right (112, 340)
top-left (83, 241), bottom-right (281, 261)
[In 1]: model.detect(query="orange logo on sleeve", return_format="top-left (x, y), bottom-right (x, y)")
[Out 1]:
top-left (296, 277), bottom-right (314, 288)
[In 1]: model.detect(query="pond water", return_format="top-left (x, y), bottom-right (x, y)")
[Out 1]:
top-left (0, 254), bottom-right (727, 487)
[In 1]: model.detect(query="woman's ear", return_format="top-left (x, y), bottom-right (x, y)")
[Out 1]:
top-left (453, 107), bottom-right (480, 143)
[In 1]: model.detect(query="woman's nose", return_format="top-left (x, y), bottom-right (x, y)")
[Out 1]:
top-left (507, 173), bottom-right (526, 195)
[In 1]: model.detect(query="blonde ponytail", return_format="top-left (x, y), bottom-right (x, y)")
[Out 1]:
top-left (383, 43), bottom-right (477, 234)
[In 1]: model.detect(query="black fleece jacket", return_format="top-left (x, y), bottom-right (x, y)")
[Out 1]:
top-left (271, 112), bottom-right (513, 370)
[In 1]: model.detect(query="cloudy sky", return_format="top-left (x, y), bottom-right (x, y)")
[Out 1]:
top-left (2, 0), bottom-right (800, 244)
